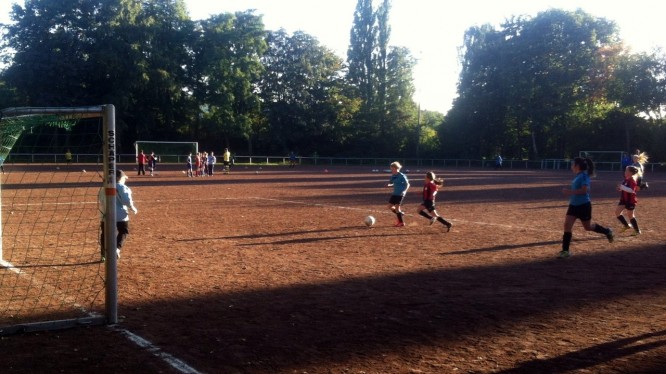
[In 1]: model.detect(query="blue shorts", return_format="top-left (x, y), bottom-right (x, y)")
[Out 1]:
top-left (566, 202), bottom-right (592, 221)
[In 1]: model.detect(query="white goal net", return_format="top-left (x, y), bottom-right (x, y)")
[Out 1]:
top-left (0, 106), bottom-right (119, 335)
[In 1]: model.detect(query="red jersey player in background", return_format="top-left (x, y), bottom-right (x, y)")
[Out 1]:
top-left (136, 150), bottom-right (147, 175)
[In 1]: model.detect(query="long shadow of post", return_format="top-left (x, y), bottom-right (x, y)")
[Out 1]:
top-left (498, 330), bottom-right (666, 373)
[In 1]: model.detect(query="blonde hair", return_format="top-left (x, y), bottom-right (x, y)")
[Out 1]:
top-left (390, 161), bottom-right (402, 170)
top-left (632, 152), bottom-right (648, 165)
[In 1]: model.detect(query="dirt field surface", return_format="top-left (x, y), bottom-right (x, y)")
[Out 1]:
top-left (2, 163), bottom-right (665, 373)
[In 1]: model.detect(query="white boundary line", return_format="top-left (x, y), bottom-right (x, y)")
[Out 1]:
top-left (250, 197), bottom-right (561, 233)
top-left (1, 230), bottom-right (202, 373)
top-left (113, 327), bottom-right (204, 374)
top-left (2, 260), bottom-right (202, 374)
top-left (0, 259), bottom-right (22, 274)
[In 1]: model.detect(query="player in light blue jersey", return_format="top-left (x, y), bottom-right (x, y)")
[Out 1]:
top-left (387, 161), bottom-right (409, 227)
top-left (559, 157), bottom-right (614, 258)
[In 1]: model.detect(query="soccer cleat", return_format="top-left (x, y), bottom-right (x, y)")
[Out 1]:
top-left (394, 222), bottom-right (405, 227)
top-left (429, 217), bottom-right (437, 225)
top-left (606, 229), bottom-right (615, 243)
top-left (445, 222), bottom-right (453, 232)
top-left (620, 225), bottom-right (633, 233)
top-left (557, 250), bottom-right (570, 259)
top-left (631, 230), bottom-right (641, 236)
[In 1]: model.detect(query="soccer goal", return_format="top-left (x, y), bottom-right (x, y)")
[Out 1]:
top-left (134, 141), bottom-right (198, 164)
top-left (0, 105), bottom-right (119, 335)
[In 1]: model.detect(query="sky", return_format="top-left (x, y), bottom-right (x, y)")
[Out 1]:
top-left (2, 0), bottom-right (665, 113)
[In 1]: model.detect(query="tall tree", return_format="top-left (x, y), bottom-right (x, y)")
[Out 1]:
top-left (192, 10), bottom-right (267, 153)
top-left (2, 0), bottom-right (114, 106)
top-left (382, 46), bottom-right (417, 155)
top-left (605, 50), bottom-right (666, 152)
top-left (259, 29), bottom-right (351, 155)
top-left (449, 9), bottom-right (623, 159)
top-left (346, 0), bottom-right (419, 156)
top-left (1, 0), bottom-right (196, 150)
top-left (347, 0), bottom-right (376, 107)
top-left (130, 0), bottom-right (193, 140)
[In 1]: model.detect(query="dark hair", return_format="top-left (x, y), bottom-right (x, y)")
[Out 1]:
top-left (426, 171), bottom-right (444, 186)
top-left (573, 157), bottom-right (595, 177)
top-left (626, 165), bottom-right (639, 175)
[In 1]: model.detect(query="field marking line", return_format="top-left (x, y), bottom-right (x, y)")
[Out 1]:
top-left (113, 327), bottom-right (204, 374)
top-left (0, 259), bottom-right (22, 274)
top-left (1, 258), bottom-right (101, 326)
top-left (250, 197), bottom-right (563, 233)
top-left (2, 258), bottom-right (202, 373)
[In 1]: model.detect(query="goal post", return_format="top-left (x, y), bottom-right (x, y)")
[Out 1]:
top-left (0, 105), bottom-right (119, 335)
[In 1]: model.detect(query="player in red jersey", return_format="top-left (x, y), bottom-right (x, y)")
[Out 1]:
top-left (615, 165), bottom-right (641, 235)
top-left (417, 171), bottom-right (453, 231)
top-left (136, 150), bottom-right (147, 175)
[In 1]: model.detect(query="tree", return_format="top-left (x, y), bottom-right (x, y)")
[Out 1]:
top-left (606, 51), bottom-right (666, 150)
top-left (347, 0), bottom-right (376, 107)
top-left (2, 0), bottom-right (115, 106)
top-left (382, 46), bottom-right (417, 155)
top-left (259, 29), bottom-right (351, 155)
top-left (191, 10), bottom-right (267, 153)
top-left (129, 0), bottom-right (194, 141)
top-left (449, 9), bottom-right (624, 159)
top-left (346, 0), bottom-right (420, 156)
top-left (1, 0), bottom-right (197, 151)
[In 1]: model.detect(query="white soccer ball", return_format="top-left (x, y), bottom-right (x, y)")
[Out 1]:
top-left (364, 215), bottom-right (376, 227)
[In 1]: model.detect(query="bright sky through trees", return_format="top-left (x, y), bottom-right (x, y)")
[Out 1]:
top-left (2, 0), bottom-right (665, 113)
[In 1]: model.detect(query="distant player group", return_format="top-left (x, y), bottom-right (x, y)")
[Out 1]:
top-left (184, 148), bottom-right (232, 177)
top-left (136, 150), bottom-right (159, 176)
top-left (378, 150), bottom-right (649, 259)
top-left (185, 151), bottom-right (217, 177)
top-left (134, 148), bottom-right (233, 177)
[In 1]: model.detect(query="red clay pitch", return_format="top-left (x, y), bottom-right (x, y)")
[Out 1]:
top-left (2, 164), bottom-right (665, 373)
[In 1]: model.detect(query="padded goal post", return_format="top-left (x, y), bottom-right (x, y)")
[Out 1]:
top-left (0, 105), bottom-right (119, 335)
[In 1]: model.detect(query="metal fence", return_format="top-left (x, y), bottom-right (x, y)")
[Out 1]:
top-left (2, 153), bottom-right (662, 172)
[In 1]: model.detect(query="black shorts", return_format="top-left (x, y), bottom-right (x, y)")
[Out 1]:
top-left (388, 195), bottom-right (404, 206)
top-left (566, 202), bottom-right (592, 221)
top-left (618, 200), bottom-right (636, 210)
top-left (422, 200), bottom-right (436, 212)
